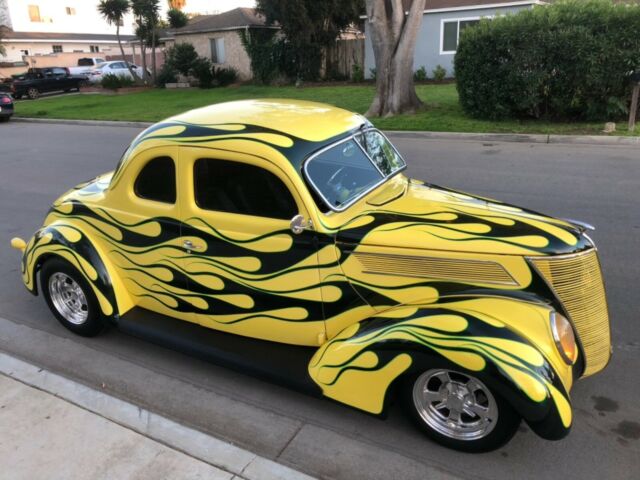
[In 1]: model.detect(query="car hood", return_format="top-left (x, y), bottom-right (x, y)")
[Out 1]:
top-left (335, 178), bottom-right (591, 256)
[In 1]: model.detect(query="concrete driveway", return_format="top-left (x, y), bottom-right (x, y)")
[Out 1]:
top-left (0, 122), bottom-right (638, 480)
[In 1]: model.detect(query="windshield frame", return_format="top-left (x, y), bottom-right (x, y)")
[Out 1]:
top-left (302, 127), bottom-right (407, 213)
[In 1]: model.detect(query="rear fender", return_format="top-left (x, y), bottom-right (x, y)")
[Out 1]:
top-left (309, 298), bottom-right (573, 440)
top-left (21, 221), bottom-right (133, 319)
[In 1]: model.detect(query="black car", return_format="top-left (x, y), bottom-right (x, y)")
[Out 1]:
top-left (0, 93), bottom-right (14, 122)
top-left (13, 67), bottom-right (86, 100)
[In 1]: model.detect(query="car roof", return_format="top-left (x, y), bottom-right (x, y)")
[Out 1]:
top-left (118, 99), bottom-right (369, 175)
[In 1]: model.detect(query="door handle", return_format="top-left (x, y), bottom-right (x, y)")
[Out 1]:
top-left (183, 240), bottom-right (204, 251)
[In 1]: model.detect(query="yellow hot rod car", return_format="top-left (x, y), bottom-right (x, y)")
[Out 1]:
top-left (11, 100), bottom-right (611, 452)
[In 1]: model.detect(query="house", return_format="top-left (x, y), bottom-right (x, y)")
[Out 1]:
top-left (166, 7), bottom-right (277, 81)
top-left (0, 0), bottom-right (136, 72)
top-left (364, 0), bottom-right (547, 78)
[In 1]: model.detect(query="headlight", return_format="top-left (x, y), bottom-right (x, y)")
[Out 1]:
top-left (550, 312), bottom-right (578, 365)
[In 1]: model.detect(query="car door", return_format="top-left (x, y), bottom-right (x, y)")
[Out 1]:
top-left (179, 146), bottom-right (326, 346)
top-left (104, 145), bottom-right (197, 323)
top-left (52, 68), bottom-right (70, 90)
top-left (41, 69), bottom-right (55, 92)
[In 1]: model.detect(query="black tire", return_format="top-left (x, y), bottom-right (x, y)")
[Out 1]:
top-left (27, 87), bottom-right (39, 100)
top-left (41, 257), bottom-right (105, 337)
top-left (402, 366), bottom-right (520, 452)
top-left (0, 116), bottom-right (9, 123)
top-left (13, 94), bottom-right (22, 100)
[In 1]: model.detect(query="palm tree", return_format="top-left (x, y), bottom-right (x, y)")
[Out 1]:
top-left (97, 0), bottom-right (141, 83)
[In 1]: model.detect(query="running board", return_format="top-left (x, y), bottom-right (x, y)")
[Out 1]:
top-left (117, 308), bottom-right (322, 396)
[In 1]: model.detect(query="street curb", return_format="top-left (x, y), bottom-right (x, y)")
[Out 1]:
top-left (12, 117), bottom-right (153, 129)
top-left (0, 351), bottom-right (315, 480)
top-left (385, 130), bottom-right (640, 146)
top-left (12, 116), bottom-right (640, 146)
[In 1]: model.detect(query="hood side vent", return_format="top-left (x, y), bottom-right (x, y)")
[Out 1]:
top-left (353, 252), bottom-right (518, 286)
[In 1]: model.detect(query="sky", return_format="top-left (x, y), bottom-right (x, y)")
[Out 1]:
top-left (164, 1), bottom-right (256, 15)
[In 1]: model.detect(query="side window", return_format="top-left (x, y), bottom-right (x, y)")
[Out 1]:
top-left (134, 156), bottom-right (176, 204)
top-left (194, 159), bottom-right (297, 219)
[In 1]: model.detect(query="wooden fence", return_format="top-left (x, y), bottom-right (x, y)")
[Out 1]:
top-left (325, 38), bottom-right (364, 80)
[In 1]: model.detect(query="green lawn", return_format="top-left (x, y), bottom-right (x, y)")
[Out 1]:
top-left (14, 83), bottom-right (637, 136)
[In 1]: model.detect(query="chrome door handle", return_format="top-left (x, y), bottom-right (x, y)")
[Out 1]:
top-left (183, 240), bottom-right (203, 251)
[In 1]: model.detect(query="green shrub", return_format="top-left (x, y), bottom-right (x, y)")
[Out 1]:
top-left (351, 63), bottom-right (364, 83)
top-left (414, 66), bottom-right (427, 82)
top-left (455, 0), bottom-right (640, 120)
top-left (212, 66), bottom-right (238, 86)
top-left (432, 65), bottom-right (446, 82)
top-left (165, 43), bottom-right (198, 77)
top-left (191, 57), bottom-right (214, 88)
top-left (101, 73), bottom-right (134, 90)
top-left (156, 63), bottom-right (177, 87)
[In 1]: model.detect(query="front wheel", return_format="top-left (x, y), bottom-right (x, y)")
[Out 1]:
top-left (403, 368), bottom-right (520, 452)
top-left (41, 257), bottom-right (105, 337)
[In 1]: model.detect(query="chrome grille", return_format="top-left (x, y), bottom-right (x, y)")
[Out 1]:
top-left (354, 252), bottom-right (518, 286)
top-left (530, 249), bottom-right (611, 377)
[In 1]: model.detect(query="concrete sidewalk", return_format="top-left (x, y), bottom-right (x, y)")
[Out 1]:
top-left (0, 354), bottom-right (315, 480)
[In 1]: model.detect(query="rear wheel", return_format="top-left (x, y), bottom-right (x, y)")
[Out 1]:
top-left (41, 258), bottom-right (105, 337)
top-left (403, 367), bottom-right (520, 452)
top-left (27, 87), bottom-right (39, 99)
top-left (0, 116), bottom-right (9, 123)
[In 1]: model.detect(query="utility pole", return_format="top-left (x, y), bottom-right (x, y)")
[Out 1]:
top-left (629, 82), bottom-right (639, 132)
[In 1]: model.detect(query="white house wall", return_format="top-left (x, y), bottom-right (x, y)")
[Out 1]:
top-left (2, 0), bottom-right (136, 35)
top-left (364, 4), bottom-right (532, 79)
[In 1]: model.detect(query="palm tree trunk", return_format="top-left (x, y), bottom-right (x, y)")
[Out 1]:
top-left (118, 24), bottom-right (141, 84)
top-left (151, 27), bottom-right (157, 84)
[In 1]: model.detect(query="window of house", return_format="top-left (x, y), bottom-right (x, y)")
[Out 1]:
top-left (134, 157), bottom-right (177, 204)
top-left (194, 159), bottom-right (297, 219)
top-left (66, 7), bottom-right (76, 15)
top-left (90, 45), bottom-right (100, 53)
top-left (441, 18), bottom-right (481, 53)
top-left (28, 5), bottom-right (41, 22)
top-left (20, 49), bottom-right (30, 56)
top-left (52, 45), bottom-right (63, 53)
top-left (210, 38), bottom-right (225, 64)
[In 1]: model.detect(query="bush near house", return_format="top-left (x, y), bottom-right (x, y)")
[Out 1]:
top-left (455, 0), bottom-right (640, 120)
top-left (101, 73), bottom-right (135, 90)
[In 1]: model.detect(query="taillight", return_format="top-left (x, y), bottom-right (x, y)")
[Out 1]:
top-left (1, 96), bottom-right (11, 104)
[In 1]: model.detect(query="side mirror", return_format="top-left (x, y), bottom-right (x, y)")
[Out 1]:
top-left (290, 214), bottom-right (313, 235)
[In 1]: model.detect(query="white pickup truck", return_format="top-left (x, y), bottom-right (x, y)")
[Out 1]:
top-left (68, 57), bottom-right (106, 76)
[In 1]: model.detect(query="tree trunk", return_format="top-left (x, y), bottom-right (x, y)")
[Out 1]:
top-left (151, 27), bottom-right (157, 84)
top-left (118, 24), bottom-right (141, 84)
top-left (365, 0), bottom-right (426, 117)
top-left (140, 42), bottom-right (148, 84)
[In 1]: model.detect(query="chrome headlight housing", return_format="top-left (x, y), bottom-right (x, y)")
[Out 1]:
top-left (550, 312), bottom-right (578, 365)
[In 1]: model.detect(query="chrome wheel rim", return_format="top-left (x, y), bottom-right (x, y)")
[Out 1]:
top-left (412, 369), bottom-right (498, 440)
top-left (48, 273), bottom-right (89, 325)
top-left (27, 88), bottom-right (38, 99)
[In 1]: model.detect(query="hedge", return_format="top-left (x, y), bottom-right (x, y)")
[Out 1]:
top-left (455, 0), bottom-right (640, 120)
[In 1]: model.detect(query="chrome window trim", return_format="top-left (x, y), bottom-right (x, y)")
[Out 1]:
top-left (303, 128), bottom-right (407, 213)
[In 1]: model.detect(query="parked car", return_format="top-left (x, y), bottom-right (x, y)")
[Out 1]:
top-left (86, 61), bottom-right (147, 84)
top-left (68, 57), bottom-right (105, 76)
top-left (11, 100), bottom-right (611, 452)
top-left (12, 67), bottom-right (86, 99)
top-left (0, 92), bottom-right (14, 121)
top-left (0, 77), bottom-right (15, 94)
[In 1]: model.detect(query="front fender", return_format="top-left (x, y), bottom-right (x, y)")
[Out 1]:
top-left (21, 221), bottom-right (132, 319)
top-left (309, 297), bottom-right (574, 440)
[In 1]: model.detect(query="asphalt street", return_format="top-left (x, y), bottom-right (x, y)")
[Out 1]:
top-left (0, 122), bottom-right (638, 480)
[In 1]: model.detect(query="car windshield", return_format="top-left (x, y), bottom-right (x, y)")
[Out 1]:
top-left (305, 129), bottom-right (406, 211)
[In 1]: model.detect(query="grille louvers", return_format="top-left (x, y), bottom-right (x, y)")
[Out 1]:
top-left (530, 249), bottom-right (611, 377)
